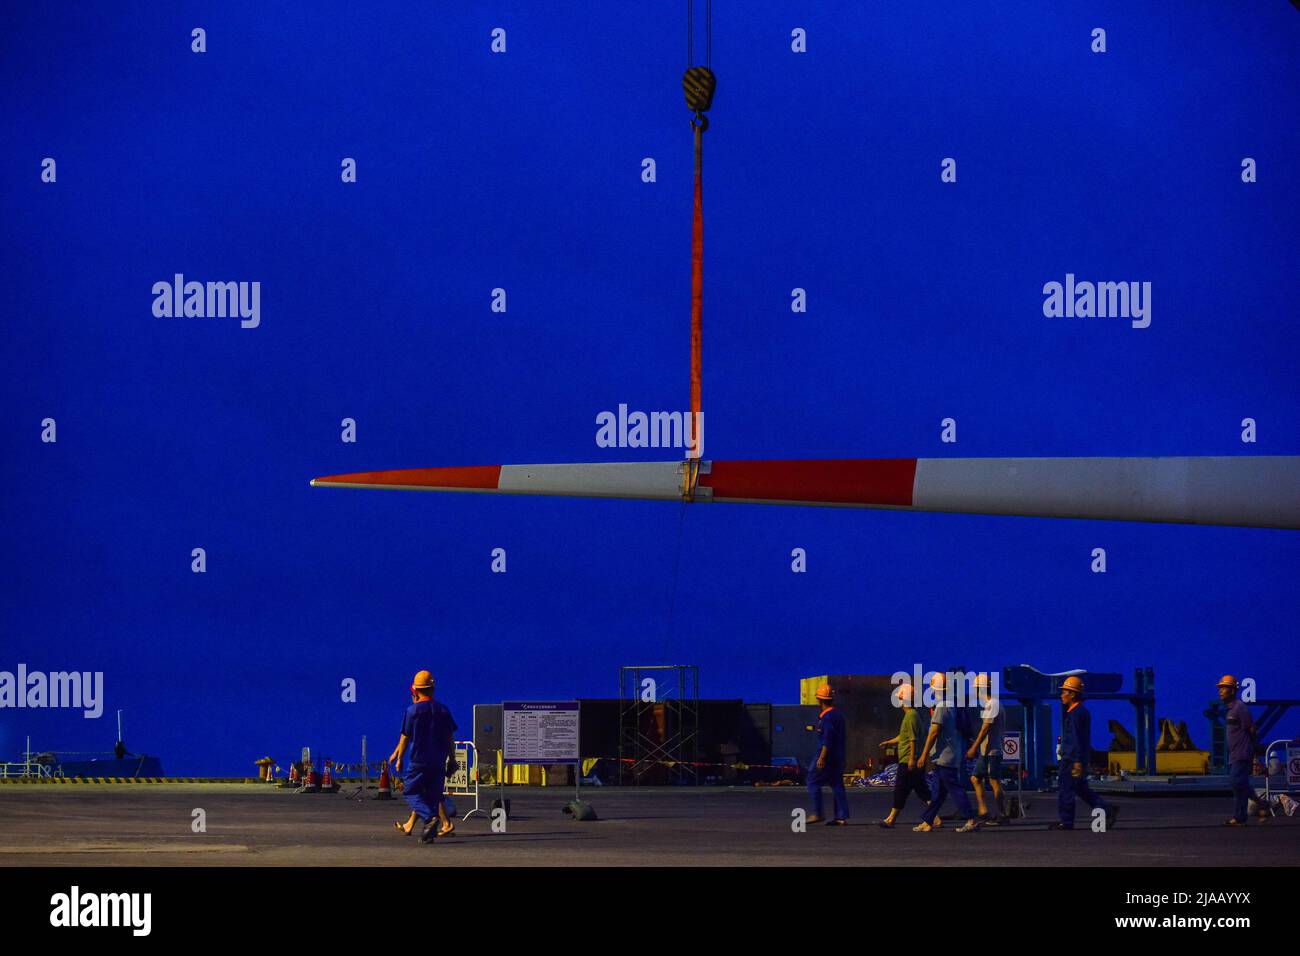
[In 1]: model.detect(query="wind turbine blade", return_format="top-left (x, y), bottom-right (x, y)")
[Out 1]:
top-left (310, 456), bottom-right (1300, 529)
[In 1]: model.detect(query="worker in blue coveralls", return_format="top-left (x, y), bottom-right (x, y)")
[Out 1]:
top-left (1049, 675), bottom-right (1118, 831)
top-left (806, 683), bottom-right (849, 825)
top-left (390, 669), bottom-right (458, 843)
top-left (1217, 674), bottom-right (1258, 826)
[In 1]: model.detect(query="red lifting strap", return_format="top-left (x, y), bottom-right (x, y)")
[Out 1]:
top-left (690, 120), bottom-right (704, 459)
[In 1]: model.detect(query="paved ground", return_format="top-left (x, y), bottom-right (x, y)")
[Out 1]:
top-left (1, 783), bottom-right (1296, 866)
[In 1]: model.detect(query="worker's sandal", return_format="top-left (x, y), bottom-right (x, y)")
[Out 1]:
top-left (955, 820), bottom-right (980, 833)
top-left (912, 821), bottom-right (934, 832)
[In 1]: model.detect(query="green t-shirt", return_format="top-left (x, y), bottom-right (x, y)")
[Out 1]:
top-left (897, 708), bottom-right (924, 763)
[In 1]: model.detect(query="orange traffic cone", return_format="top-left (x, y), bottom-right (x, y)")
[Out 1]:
top-left (321, 760), bottom-right (339, 793)
top-left (374, 761), bottom-right (393, 800)
top-left (302, 762), bottom-right (320, 793)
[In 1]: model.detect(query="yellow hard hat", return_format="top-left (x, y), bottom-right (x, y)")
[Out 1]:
top-left (411, 670), bottom-right (434, 692)
top-left (1061, 675), bottom-right (1085, 695)
top-left (815, 683), bottom-right (834, 701)
top-left (1216, 674), bottom-right (1238, 689)
top-left (895, 683), bottom-right (915, 705)
top-left (974, 673), bottom-right (991, 690)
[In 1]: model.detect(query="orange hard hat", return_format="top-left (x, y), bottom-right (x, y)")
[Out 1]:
top-left (929, 672), bottom-right (947, 691)
top-left (815, 683), bottom-right (834, 701)
top-left (1217, 674), bottom-right (1238, 689)
top-left (411, 670), bottom-right (434, 692)
top-left (895, 683), bottom-right (915, 705)
top-left (1061, 675), bottom-right (1085, 695)
top-left (974, 673), bottom-right (991, 690)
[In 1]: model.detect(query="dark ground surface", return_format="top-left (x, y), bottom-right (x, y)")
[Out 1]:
top-left (1, 783), bottom-right (1297, 866)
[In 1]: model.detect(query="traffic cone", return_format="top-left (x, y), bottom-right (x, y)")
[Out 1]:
top-left (321, 760), bottom-right (339, 793)
top-left (374, 761), bottom-right (393, 800)
top-left (302, 762), bottom-right (320, 793)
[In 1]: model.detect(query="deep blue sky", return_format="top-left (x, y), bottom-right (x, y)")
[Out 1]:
top-left (2, 2), bottom-right (1297, 775)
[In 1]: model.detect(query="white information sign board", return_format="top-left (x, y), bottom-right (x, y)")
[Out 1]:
top-left (502, 701), bottom-right (580, 765)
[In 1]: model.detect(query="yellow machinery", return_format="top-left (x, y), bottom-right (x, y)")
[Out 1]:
top-left (1108, 718), bottom-right (1209, 775)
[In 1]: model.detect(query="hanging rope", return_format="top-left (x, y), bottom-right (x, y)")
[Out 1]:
top-left (686, 0), bottom-right (712, 69)
top-left (682, 2), bottom-right (715, 500)
top-left (684, 112), bottom-right (704, 496)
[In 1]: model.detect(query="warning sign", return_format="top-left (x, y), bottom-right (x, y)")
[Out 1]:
top-left (1002, 732), bottom-right (1021, 763)
top-left (1287, 747), bottom-right (1300, 787)
top-left (446, 742), bottom-right (471, 793)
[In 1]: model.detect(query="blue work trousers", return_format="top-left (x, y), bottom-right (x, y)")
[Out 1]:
top-left (1057, 767), bottom-right (1110, 827)
top-left (922, 764), bottom-right (974, 824)
top-left (403, 767), bottom-right (445, 821)
top-left (1228, 759), bottom-right (1252, 823)
top-left (807, 763), bottom-right (849, 821)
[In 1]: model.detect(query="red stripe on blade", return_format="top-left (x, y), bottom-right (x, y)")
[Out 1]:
top-left (313, 465), bottom-right (503, 489)
top-left (701, 459), bottom-right (917, 506)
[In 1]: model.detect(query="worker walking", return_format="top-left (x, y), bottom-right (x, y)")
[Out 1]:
top-left (967, 673), bottom-right (1009, 826)
top-left (878, 682), bottom-right (931, 828)
top-left (1218, 674), bottom-right (1257, 826)
top-left (915, 673), bottom-right (981, 833)
top-left (806, 683), bottom-right (849, 825)
top-left (1049, 675), bottom-right (1118, 831)
top-left (389, 669), bottom-right (458, 843)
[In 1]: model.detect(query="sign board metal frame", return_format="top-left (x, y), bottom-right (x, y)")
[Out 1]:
top-left (1002, 731), bottom-right (1026, 818)
top-left (1262, 738), bottom-right (1298, 814)
top-left (445, 739), bottom-right (485, 821)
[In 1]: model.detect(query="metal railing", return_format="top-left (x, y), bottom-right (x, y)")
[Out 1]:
top-left (0, 759), bottom-right (54, 779)
top-left (446, 740), bottom-right (485, 821)
top-left (1263, 738), bottom-right (1295, 813)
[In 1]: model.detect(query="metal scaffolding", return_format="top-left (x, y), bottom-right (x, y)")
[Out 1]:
top-left (619, 665), bottom-right (700, 785)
